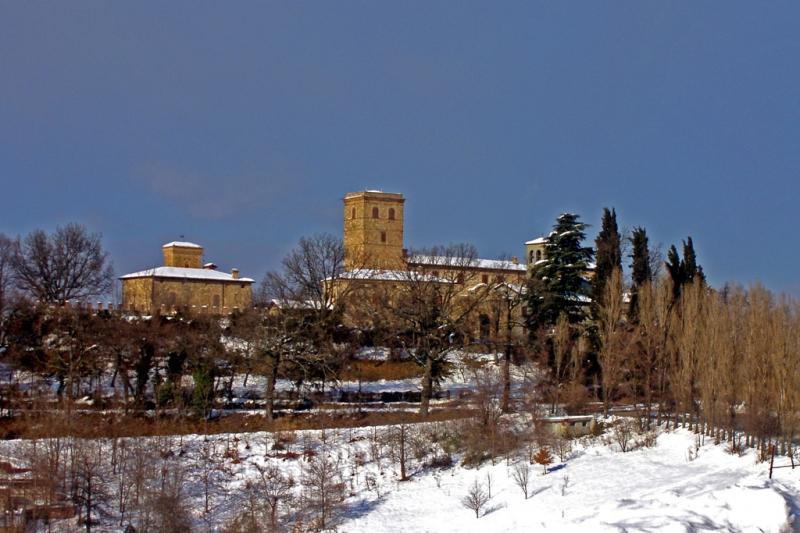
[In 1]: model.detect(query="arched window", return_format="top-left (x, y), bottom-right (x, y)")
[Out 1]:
top-left (351, 207), bottom-right (356, 219)
top-left (388, 208), bottom-right (395, 220)
top-left (536, 250), bottom-right (542, 261)
top-left (529, 251), bottom-right (535, 264)
top-left (372, 207), bottom-right (379, 219)
top-left (380, 231), bottom-right (387, 243)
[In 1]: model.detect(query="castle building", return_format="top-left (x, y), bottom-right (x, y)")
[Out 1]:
top-left (119, 241), bottom-right (254, 314)
top-left (334, 190), bottom-right (527, 338)
top-left (342, 190), bottom-right (526, 281)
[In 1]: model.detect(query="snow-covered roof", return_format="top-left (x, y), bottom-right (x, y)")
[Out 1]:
top-left (162, 241), bottom-right (202, 249)
top-left (270, 298), bottom-right (329, 310)
top-left (525, 237), bottom-right (548, 245)
top-left (120, 266), bottom-right (254, 283)
top-left (409, 255), bottom-right (526, 272)
top-left (333, 269), bottom-right (452, 283)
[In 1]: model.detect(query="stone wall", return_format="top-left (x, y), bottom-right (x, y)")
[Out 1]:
top-left (122, 277), bottom-right (252, 314)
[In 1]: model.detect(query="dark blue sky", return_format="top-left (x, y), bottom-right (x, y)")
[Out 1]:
top-left (2, 2), bottom-right (799, 294)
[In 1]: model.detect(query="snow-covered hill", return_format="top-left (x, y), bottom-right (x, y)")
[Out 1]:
top-left (3, 421), bottom-right (796, 532)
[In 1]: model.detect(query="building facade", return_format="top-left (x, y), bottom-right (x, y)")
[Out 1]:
top-left (335, 190), bottom-right (528, 339)
top-left (120, 242), bottom-right (254, 314)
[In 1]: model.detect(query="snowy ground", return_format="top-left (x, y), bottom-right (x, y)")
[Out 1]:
top-left (346, 429), bottom-right (793, 533)
top-left (2, 422), bottom-right (796, 532)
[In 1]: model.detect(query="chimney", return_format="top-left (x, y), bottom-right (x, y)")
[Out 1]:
top-left (203, 262), bottom-right (218, 270)
top-left (511, 256), bottom-right (519, 264)
top-left (231, 268), bottom-right (240, 280)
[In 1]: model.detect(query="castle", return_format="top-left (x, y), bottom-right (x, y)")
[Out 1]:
top-left (332, 190), bottom-right (535, 338)
top-left (119, 190), bottom-right (549, 320)
top-left (119, 241), bottom-right (254, 314)
top-left (341, 189), bottom-right (530, 280)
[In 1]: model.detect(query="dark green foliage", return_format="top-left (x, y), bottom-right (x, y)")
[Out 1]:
top-left (627, 227), bottom-right (652, 321)
top-left (192, 362), bottom-right (216, 418)
top-left (525, 213), bottom-right (594, 330)
top-left (591, 208), bottom-right (622, 316)
top-left (666, 237), bottom-right (705, 301)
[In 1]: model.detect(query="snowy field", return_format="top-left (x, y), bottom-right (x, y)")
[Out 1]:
top-left (3, 421), bottom-right (797, 532)
top-left (346, 429), bottom-right (794, 533)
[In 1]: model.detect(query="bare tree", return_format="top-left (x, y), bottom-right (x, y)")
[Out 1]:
top-left (511, 462), bottom-right (531, 499)
top-left (11, 223), bottom-right (113, 304)
top-left (359, 244), bottom-right (490, 416)
top-left (0, 233), bottom-right (14, 344)
top-left (253, 463), bottom-right (295, 531)
top-left (252, 233), bottom-right (351, 421)
top-left (72, 439), bottom-right (110, 532)
top-left (597, 267), bottom-right (627, 415)
top-left (301, 449), bottom-right (346, 530)
top-left (461, 478), bottom-right (490, 518)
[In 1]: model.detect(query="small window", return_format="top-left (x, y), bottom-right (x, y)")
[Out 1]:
top-left (457, 273), bottom-right (464, 284)
top-left (213, 295), bottom-right (220, 308)
top-left (388, 208), bottom-right (395, 220)
top-left (536, 250), bottom-right (542, 261)
top-left (529, 251), bottom-right (535, 264)
top-left (481, 274), bottom-right (489, 284)
top-left (351, 207), bottom-right (356, 219)
top-left (431, 270), bottom-right (439, 277)
top-left (380, 231), bottom-right (387, 243)
top-left (372, 207), bottom-right (379, 219)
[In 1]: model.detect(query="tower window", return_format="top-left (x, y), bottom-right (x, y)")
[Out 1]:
top-left (351, 207), bottom-right (356, 219)
top-left (388, 208), bottom-right (395, 220)
top-left (482, 274), bottom-right (489, 284)
top-left (372, 207), bottom-right (379, 219)
top-left (536, 250), bottom-right (542, 261)
top-left (380, 231), bottom-right (387, 243)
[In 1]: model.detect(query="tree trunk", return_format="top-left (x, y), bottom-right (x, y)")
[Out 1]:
top-left (419, 354), bottom-right (433, 417)
top-left (501, 343), bottom-right (512, 413)
top-left (265, 354), bottom-right (279, 422)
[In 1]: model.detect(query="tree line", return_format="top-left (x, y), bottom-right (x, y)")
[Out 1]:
top-left (2, 213), bottom-right (799, 460)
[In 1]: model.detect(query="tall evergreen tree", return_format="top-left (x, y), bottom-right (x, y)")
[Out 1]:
top-left (627, 226), bottom-right (652, 321)
top-left (681, 237), bottom-right (705, 284)
top-left (665, 236), bottom-right (705, 302)
top-left (525, 213), bottom-right (594, 329)
top-left (591, 207), bottom-right (622, 316)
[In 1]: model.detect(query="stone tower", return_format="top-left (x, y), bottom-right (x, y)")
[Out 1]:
top-left (343, 190), bottom-right (405, 270)
top-left (162, 241), bottom-right (203, 268)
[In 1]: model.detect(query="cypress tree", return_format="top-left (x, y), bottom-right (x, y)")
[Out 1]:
top-left (627, 226), bottom-right (652, 321)
top-left (591, 207), bottom-right (622, 316)
top-left (681, 237), bottom-right (705, 285)
top-left (665, 236), bottom-right (705, 302)
top-left (666, 244), bottom-right (683, 301)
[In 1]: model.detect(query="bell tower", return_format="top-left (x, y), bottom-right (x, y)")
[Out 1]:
top-left (343, 190), bottom-right (405, 270)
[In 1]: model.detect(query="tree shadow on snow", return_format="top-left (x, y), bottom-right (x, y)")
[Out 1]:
top-left (342, 495), bottom-right (388, 521)
top-left (482, 502), bottom-right (507, 516)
